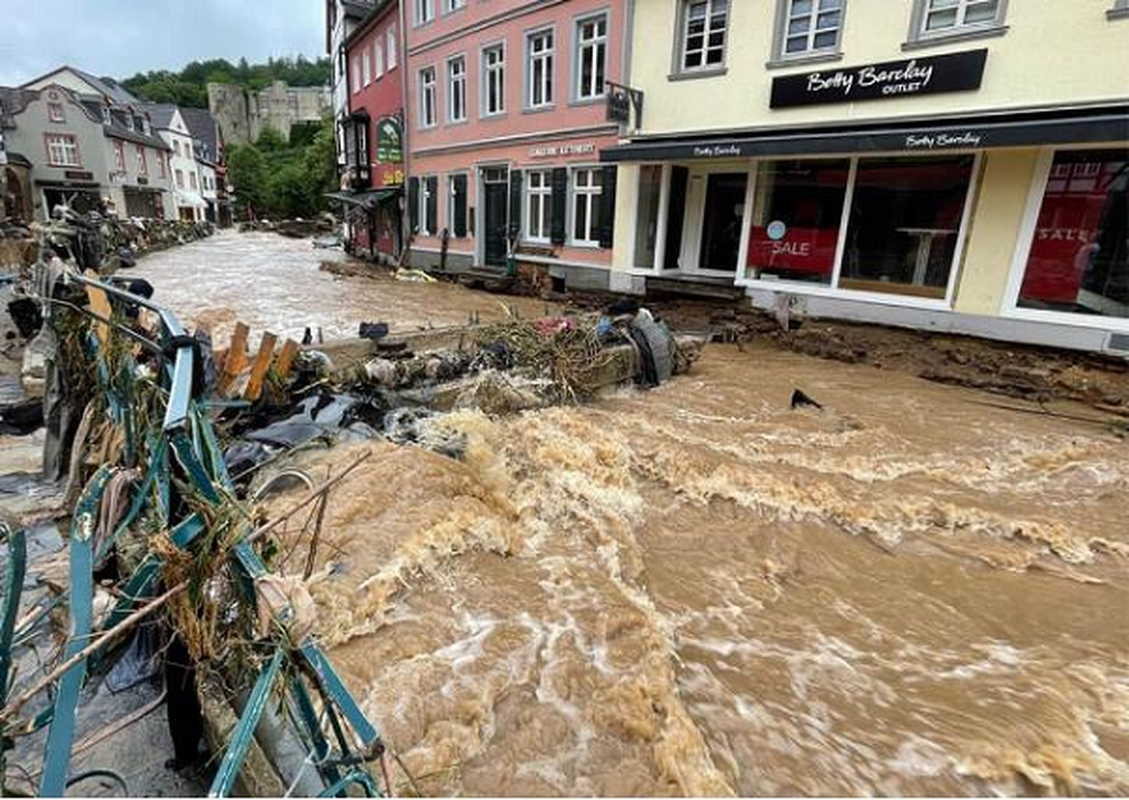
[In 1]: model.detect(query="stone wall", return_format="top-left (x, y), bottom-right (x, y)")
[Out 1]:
top-left (208, 81), bottom-right (330, 145)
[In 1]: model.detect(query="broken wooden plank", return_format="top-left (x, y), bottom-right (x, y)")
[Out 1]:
top-left (274, 339), bottom-right (300, 379)
top-left (83, 270), bottom-right (113, 347)
top-left (244, 332), bottom-right (278, 402)
top-left (218, 322), bottom-right (250, 396)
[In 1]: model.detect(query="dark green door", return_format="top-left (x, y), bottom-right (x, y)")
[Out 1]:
top-left (483, 179), bottom-right (508, 267)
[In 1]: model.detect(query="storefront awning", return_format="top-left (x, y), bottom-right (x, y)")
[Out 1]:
top-left (600, 105), bottom-right (1129, 162)
top-left (325, 188), bottom-right (401, 207)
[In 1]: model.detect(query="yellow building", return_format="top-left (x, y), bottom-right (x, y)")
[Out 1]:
top-left (604, 0), bottom-right (1129, 352)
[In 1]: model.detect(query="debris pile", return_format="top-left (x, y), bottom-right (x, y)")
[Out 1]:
top-left (237, 214), bottom-right (337, 239)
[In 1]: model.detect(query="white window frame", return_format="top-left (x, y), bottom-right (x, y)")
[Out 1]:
top-left (47, 101), bottom-right (66, 123)
top-left (678, 0), bottom-right (729, 74)
top-left (526, 28), bottom-right (555, 110)
top-left (414, 0), bottom-right (434, 27)
top-left (100, 106), bottom-right (111, 126)
top-left (909, 0), bottom-right (1007, 43)
top-left (175, 169), bottom-right (184, 189)
top-left (136, 145), bottom-right (147, 176)
top-left (418, 66), bottom-right (437, 129)
top-left (447, 55), bottom-right (467, 123)
top-left (375, 41), bottom-right (385, 78)
top-left (46, 134), bottom-right (80, 168)
top-left (1000, 145), bottom-right (1129, 333)
top-left (569, 166), bottom-right (603, 247)
top-left (733, 152), bottom-right (983, 313)
top-left (113, 140), bottom-right (126, 173)
top-left (574, 13), bottom-right (608, 101)
top-left (363, 50), bottom-right (372, 85)
top-left (443, 0), bottom-right (466, 14)
top-left (774, 0), bottom-right (845, 61)
top-left (525, 169), bottom-right (552, 243)
top-left (482, 43), bottom-right (506, 117)
top-left (352, 57), bottom-right (362, 93)
top-left (387, 27), bottom-right (398, 69)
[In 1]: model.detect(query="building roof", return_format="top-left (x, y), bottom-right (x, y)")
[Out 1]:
top-left (22, 65), bottom-right (140, 105)
top-left (344, 0), bottom-right (397, 51)
top-left (178, 107), bottom-right (222, 163)
top-left (101, 104), bottom-right (172, 151)
top-left (0, 86), bottom-right (34, 126)
top-left (138, 103), bottom-right (177, 130)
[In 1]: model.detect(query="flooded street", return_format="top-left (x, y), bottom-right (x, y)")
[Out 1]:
top-left (131, 230), bottom-right (556, 343)
top-left (150, 233), bottom-right (1129, 795)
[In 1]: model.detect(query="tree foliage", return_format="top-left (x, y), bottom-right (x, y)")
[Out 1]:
top-left (225, 115), bottom-right (337, 220)
top-left (121, 56), bottom-right (331, 108)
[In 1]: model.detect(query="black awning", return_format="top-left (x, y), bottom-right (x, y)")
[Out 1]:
top-left (325, 188), bottom-right (401, 207)
top-left (601, 105), bottom-right (1129, 162)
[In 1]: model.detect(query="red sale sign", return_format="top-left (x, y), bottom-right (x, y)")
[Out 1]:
top-left (747, 225), bottom-right (839, 277)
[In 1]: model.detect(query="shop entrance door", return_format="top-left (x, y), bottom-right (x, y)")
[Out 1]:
top-left (697, 173), bottom-right (747, 272)
top-left (482, 167), bottom-right (509, 268)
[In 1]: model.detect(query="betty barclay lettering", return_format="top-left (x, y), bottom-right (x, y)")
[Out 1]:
top-left (693, 144), bottom-right (742, 158)
top-left (808, 60), bottom-right (934, 98)
top-left (905, 131), bottom-right (984, 149)
top-left (529, 142), bottom-right (597, 158)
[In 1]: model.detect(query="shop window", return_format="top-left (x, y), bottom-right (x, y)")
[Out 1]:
top-left (840, 155), bottom-right (973, 299)
top-left (47, 134), bottom-right (81, 168)
top-left (527, 29), bottom-right (554, 109)
top-left (575, 14), bottom-right (607, 100)
top-left (678, 0), bottom-right (728, 73)
top-left (1016, 149), bottom-right (1128, 318)
top-left (482, 44), bottom-right (506, 116)
top-left (747, 159), bottom-right (849, 284)
top-left (910, 0), bottom-right (1005, 42)
top-left (419, 67), bottom-right (437, 128)
top-left (777, 0), bottom-right (844, 59)
top-left (571, 167), bottom-right (603, 246)
top-left (635, 165), bottom-right (663, 269)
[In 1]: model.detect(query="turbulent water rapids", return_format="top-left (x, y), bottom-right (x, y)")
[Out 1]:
top-left (147, 232), bottom-right (1129, 796)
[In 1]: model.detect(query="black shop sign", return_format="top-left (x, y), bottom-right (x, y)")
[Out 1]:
top-left (770, 49), bottom-right (987, 109)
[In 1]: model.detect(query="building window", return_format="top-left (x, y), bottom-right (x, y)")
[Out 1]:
top-left (1015, 149), bottom-right (1128, 319)
top-left (175, 169), bottom-right (184, 189)
top-left (571, 167), bottom-right (603, 246)
top-left (777, 0), bottom-right (844, 58)
top-left (113, 141), bottom-right (126, 173)
top-left (420, 177), bottom-right (435, 235)
top-left (746, 159), bottom-right (850, 284)
top-left (158, 151), bottom-right (168, 179)
top-left (526, 170), bottom-right (552, 242)
top-left (136, 145), bottom-right (148, 176)
top-left (352, 57), bottom-right (362, 93)
top-left (482, 44), bottom-right (506, 116)
top-left (839, 155), bottom-right (974, 299)
top-left (527, 29), bottom-right (554, 109)
top-left (415, 0), bottom-right (433, 26)
top-left (444, 0), bottom-right (465, 12)
top-left (101, 106), bottom-right (111, 125)
top-left (363, 50), bottom-right (372, 85)
top-left (190, 172), bottom-right (198, 191)
top-left (387, 27), bottom-right (398, 69)
top-left (46, 134), bottom-right (80, 167)
top-left (185, 141), bottom-right (193, 159)
top-left (680, 0), bottom-right (728, 72)
top-left (419, 67), bottom-right (437, 128)
top-left (912, 0), bottom-right (1005, 39)
top-left (375, 42), bottom-right (385, 78)
top-left (126, 115), bottom-right (135, 132)
top-left (174, 141), bottom-right (181, 157)
top-left (575, 15), bottom-right (607, 100)
top-left (47, 101), bottom-right (66, 123)
top-left (448, 56), bottom-right (467, 123)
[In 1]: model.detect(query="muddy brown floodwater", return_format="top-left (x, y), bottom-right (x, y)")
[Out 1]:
top-left (147, 232), bottom-right (1128, 796)
top-left (130, 230), bottom-right (556, 342)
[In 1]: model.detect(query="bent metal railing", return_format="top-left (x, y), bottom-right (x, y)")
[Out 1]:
top-left (1, 271), bottom-right (385, 798)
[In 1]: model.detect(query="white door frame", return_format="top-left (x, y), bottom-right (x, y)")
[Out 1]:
top-left (680, 162), bottom-right (751, 276)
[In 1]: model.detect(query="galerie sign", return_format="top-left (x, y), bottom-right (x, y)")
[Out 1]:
top-left (770, 49), bottom-right (987, 109)
top-left (529, 142), bottom-right (596, 158)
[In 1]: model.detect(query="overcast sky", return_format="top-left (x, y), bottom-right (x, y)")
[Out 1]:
top-left (0, 0), bottom-right (327, 86)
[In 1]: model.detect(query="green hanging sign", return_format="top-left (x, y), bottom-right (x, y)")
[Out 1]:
top-left (376, 117), bottom-right (402, 164)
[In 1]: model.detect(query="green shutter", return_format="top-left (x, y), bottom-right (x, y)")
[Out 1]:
top-left (508, 170), bottom-right (523, 239)
top-left (408, 177), bottom-right (420, 234)
top-left (598, 166), bottom-right (617, 249)
top-left (426, 176), bottom-right (438, 234)
top-left (453, 174), bottom-right (468, 237)
top-left (550, 167), bottom-right (567, 245)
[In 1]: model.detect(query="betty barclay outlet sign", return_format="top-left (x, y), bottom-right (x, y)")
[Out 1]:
top-left (770, 49), bottom-right (988, 109)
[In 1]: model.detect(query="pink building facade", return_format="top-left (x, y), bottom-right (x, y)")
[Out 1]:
top-left (405, 0), bottom-right (624, 288)
top-left (342, 0), bottom-right (406, 261)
